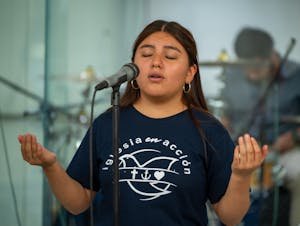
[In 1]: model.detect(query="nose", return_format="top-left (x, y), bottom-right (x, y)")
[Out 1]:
top-left (151, 53), bottom-right (163, 69)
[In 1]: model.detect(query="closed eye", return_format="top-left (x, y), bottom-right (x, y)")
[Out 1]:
top-left (142, 54), bottom-right (153, 57)
top-left (165, 55), bottom-right (177, 60)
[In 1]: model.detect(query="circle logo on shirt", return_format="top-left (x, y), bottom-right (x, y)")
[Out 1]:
top-left (102, 136), bottom-right (192, 201)
top-left (119, 149), bottom-right (178, 201)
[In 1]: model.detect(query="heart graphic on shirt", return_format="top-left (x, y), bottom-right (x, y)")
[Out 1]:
top-left (154, 171), bottom-right (165, 180)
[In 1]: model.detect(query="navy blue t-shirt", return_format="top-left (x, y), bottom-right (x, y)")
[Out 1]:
top-left (67, 106), bottom-right (234, 226)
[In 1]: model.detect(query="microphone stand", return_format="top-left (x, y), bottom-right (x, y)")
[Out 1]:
top-left (111, 84), bottom-right (121, 226)
top-left (89, 83), bottom-right (121, 226)
top-left (91, 62), bottom-right (139, 226)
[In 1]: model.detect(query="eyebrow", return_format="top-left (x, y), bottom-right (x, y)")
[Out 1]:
top-left (139, 44), bottom-right (182, 53)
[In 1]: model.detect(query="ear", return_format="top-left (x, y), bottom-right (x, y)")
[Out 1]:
top-left (185, 64), bottom-right (197, 83)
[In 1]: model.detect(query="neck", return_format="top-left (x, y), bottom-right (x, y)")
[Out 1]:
top-left (134, 94), bottom-right (187, 119)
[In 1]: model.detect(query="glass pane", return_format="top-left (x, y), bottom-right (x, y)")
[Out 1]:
top-left (0, 0), bottom-right (45, 225)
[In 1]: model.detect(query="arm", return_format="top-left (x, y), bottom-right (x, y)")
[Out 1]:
top-left (18, 133), bottom-right (96, 215)
top-left (272, 127), bottom-right (300, 153)
top-left (213, 134), bottom-right (268, 226)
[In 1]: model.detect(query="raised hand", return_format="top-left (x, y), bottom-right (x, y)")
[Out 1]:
top-left (232, 134), bottom-right (268, 178)
top-left (18, 133), bottom-right (57, 168)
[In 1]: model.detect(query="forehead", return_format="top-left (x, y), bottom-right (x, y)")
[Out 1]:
top-left (138, 31), bottom-right (184, 50)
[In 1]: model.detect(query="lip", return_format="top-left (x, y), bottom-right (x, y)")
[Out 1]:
top-left (147, 73), bottom-right (165, 82)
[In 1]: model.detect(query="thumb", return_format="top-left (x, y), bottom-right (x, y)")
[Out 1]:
top-left (232, 145), bottom-right (240, 167)
top-left (262, 145), bottom-right (269, 159)
top-left (36, 143), bottom-right (56, 167)
top-left (36, 143), bottom-right (47, 159)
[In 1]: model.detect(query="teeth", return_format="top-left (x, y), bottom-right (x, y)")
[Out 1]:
top-left (150, 75), bottom-right (162, 78)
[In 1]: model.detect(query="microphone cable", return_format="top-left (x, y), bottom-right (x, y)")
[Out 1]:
top-left (0, 107), bottom-right (22, 226)
top-left (88, 89), bottom-right (98, 226)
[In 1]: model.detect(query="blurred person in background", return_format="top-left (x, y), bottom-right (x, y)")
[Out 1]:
top-left (221, 27), bottom-right (300, 226)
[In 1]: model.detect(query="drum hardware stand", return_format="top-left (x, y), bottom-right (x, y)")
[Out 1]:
top-left (0, 74), bottom-right (91, 225)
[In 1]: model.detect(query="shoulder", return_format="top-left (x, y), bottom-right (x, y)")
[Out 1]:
top-left (283, 60), bottom-right (300, 79)
top-left (192, 109), bottom-right (227, 132)
top-left (94, 106), bottom-right (133, 125)
top-left (192, 108), bottom-right (234, 144)
top-left (94, 108), bottom-right (112, 125)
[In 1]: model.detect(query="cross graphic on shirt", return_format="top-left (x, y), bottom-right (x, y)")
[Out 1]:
top-left (131, 168), bottom-right (138, 179)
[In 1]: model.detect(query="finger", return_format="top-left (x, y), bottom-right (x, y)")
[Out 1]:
top-left (35, 143), bottom-right (44, 164)
top-left (31, 135), bottom-right (38, 159)
top-left (262, 145), bottom-right (269, 159)
top-left (245, 134), bottom-right (254, 163)
top-left (25, 134), bottom-right (33, 162)
top-left (251, 137), bottom-right (262, 163)
top-left (36, 143), bottom-right (43, 157)
top-left (233, 145), bottom-right (240, 167)
top-left (19, 135), bottom-right (27, 160)
top-left (238, 136), bottom-right (247, 164)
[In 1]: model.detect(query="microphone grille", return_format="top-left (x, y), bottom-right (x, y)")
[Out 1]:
top-left (123, 63), bottom-right (140, 80)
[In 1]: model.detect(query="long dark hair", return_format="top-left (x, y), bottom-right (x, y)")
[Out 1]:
top-left (120, 20), bottom-right (211, 168)
top-left (120, 20), bottom-right (208, 113)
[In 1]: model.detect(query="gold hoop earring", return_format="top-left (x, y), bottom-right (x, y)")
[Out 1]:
top-left (183, 83), bottom-right (191, 93)
top-left (131, 79), bottom-right (139, 90)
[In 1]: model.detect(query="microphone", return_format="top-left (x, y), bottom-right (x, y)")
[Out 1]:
top-left (95, 63), bottom-right (139, 90)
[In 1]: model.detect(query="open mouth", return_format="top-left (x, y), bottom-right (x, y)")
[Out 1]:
top-left (148, 74), bottom-right (165, 81)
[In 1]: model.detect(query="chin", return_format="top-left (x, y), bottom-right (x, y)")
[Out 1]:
top-left (142, 91), bottom-right (169, 100)
top-left (143, 88), bottom-right (165, 96)
top-left (148, 93), bottom-right (167, 99)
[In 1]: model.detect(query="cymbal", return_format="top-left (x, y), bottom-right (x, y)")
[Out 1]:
top-left (48, 65), bottom-right (101, 83)
top-left (280, 115), bottom-right (300, 124)
top-left (48, 75), bottom-right (97, 83)
top-left (199, 59), bottom-right (270, 67)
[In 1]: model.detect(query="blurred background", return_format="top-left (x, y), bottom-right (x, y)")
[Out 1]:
top-left (0, 0), bottom-right (299, 226)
